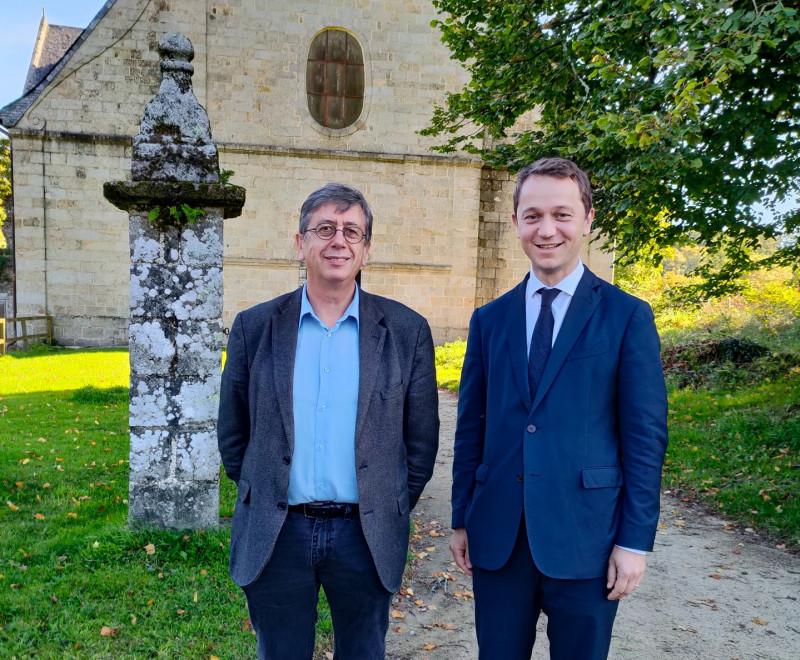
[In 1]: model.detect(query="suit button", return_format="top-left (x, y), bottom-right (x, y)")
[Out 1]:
top-left (527, 424), bottom-right (537, 433)
top-left (516, 474), bottom-right (523, 482)
top-left (277, 502), bottom-right (287, 510)
top-left (283, 456), bottom-right (291, 465)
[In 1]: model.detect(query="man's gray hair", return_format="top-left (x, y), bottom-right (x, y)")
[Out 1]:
top-left (299, 183), bottom-right (374, 242)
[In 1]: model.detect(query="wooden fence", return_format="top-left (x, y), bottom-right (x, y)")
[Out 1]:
top-left (0, 316), bottom-right (53, 355)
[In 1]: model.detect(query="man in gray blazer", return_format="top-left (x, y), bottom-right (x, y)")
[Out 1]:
top-left (218, 183), bottom-right (439, 660)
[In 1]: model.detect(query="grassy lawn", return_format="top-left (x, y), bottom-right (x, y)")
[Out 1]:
top-left (0, 347), bottom-right (332, 658)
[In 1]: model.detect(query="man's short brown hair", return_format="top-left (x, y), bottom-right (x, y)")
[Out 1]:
top-left (513, 158), bottom-right (593, 216)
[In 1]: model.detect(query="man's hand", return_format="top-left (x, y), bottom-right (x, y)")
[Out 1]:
top-left (606, 546), bottom-right (646, 600)
top-left (450, 528), bottom-right (472, 576)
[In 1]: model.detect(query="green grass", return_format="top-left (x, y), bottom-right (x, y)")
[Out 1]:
top-left (664, 377), bottom-right (800, 545)
top-left (0, 346), bottom-right (332, 658)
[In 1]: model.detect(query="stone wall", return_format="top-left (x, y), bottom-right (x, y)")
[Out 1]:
top-left (8, 0), bottom-right (612, 345)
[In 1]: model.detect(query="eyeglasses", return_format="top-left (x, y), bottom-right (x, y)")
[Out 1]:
top-left (303, 222), bottom-right (366, 244)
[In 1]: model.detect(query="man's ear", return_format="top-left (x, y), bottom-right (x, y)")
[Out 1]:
top-left (512, 213), bottom-right (520, 235)
top-left (583, 208), bottom-right (595, 236)
top-left (295, 233), bottom-right (305, 260)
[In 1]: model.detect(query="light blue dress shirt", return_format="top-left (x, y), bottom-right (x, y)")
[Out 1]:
top-left (525, 261), bottom-right (646, 555)
top-left (288, 285), bottom-right (360, 504)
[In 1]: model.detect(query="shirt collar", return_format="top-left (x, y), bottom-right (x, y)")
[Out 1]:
top-left (527, 260), bottom-right (585, 300)
top-left (299, 284), bottom-right (360, 329)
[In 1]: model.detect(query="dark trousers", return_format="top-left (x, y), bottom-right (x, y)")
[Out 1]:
top-left (472, 520), bottom-right (619, 660)
top-left (242, 512), bottom-right (392, 660)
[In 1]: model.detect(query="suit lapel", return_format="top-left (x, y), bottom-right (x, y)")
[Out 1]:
top-left (505, 276), bottom-right (532, 408)
top-left (355, 290), bottom-right (386, 442)
top-left (272, 289), bottom-right (301, 451)
top-left (531, 269), bottom-right (602, 411)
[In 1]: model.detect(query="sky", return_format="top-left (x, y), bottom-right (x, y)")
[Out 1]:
top-left (0, 1), bottom-right (104, 110)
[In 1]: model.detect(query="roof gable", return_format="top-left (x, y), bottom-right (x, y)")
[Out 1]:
top-left (0, 1), bottom-right (117, 128)
top-left (23, 15), bottom-right (83, 95)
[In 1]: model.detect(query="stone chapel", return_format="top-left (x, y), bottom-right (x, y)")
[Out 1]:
top-left (0, 0), bottom-right (612, 345)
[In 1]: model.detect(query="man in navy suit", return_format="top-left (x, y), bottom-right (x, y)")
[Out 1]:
top-left (450, 158), bottom-right (668, 659)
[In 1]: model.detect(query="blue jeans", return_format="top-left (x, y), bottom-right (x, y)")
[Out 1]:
top-left (242, 511), bottom-right (392, 660)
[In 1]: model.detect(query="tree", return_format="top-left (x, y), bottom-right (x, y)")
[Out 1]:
top-left (0, 139), bottom-right (9, 250)
top-left (424, 0), bottom-right (800, 297)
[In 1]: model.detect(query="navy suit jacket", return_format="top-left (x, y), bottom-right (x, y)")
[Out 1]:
top-left (452, 268), bottom-right (668, 579)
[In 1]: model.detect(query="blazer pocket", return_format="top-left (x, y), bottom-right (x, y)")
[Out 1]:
top-left (581, 466), bottom-right (623, 489)
top-left (566, 341), bottom-right (609, 361)
top-left (474, 463), bottom-right (489, 484)
top-left (380, 380), bottom-right (405, 400)
top-left (236, 478), bottom-right (252, 504)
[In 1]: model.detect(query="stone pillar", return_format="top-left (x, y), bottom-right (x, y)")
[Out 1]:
top-left (104, 33), bottom-right (245, 529)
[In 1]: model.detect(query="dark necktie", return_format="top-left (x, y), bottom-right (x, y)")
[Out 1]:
top-left (528, 287), bottom-right (560, 398)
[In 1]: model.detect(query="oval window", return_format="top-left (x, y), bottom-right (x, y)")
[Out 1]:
top-left (306, 29), bottom-right (364, 130)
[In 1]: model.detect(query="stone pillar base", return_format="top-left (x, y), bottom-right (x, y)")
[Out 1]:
top-left (128, 479), bottom-right (219, 529)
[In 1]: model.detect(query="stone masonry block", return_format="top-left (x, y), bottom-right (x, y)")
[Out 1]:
top-left (130, 319), bottom-right (177, 375)
top-left (128, 478), bottom-right (219, 529)
top-left (130, 374), bottom-right (220, 426)
top-left (175, 319), bottom-right (224, 376)
top-left (130, 263), bottom-right (222, 320)
top-left (175, 429), bottom-right (220, 481)
top-left (129, 429), bottom-right (171, 480)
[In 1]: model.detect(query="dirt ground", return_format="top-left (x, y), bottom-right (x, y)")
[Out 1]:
top-left (385, 391), bottom-right (800, 660)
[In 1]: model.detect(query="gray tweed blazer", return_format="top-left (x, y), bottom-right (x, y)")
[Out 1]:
top-left (217, 287), bottom-right (439, 592)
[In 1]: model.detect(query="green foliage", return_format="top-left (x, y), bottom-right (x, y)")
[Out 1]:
top-left (218, 169), bottom-right (235, 185)
top-left (0, 347), bottom-right (333, 656)
top-left (147, 204), bottom-right (206, 227)
top-left (425, 0), bottom-right (800, 296)
top-left (0, 140), bottom-right (9, 241)
top-left (1, 139), bottom-right (10, 259)
top-left (435, 339), bottom-right (466, 392)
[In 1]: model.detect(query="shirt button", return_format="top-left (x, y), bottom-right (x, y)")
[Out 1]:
top-left (327, 332), bottom-right (332, 337)
top-left (324, 367), bottom-right (330, 373)
top-left (527, 424), bottom-right (537, 433)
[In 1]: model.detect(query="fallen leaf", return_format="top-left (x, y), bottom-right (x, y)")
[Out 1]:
top-left (390, 609), bottom-right (406, 620)
top-left (709, 573), bottom-right (725, 580)
top-left (67, 512), bottom-right (78, 519)
top-left (144, 543), bottom-right (156, 555)
top-left (752, 617), bottom-right (768, 626)
top-left (423, 643), bottom-right (437, 651)
top-left (130, 615), bottom-right (137, 625)
top-left (6, 501), bottom-right (19, 512)
top-left (100, 626), bottom-right (118, 637)
top-left (193, 591), bottom-right (198, 603)
top-left (393, 625), bottom-right (406, 633)
top-left (34, 513), bottom-right (45, 520)
top-left (425, 546), bottom-right (436, 552)
top-left (15, 482), bottom-right (24, 489)
top-left (176, 609), bottom-right (186, 615)
top-left (433, 621), bottom-right (457, 630)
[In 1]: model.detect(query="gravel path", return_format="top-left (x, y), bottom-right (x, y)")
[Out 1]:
top-left (386, 391), bottom-right (800, 660)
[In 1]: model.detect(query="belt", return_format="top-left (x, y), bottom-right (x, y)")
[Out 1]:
top-left (287, 502), bottom-right (359, 519)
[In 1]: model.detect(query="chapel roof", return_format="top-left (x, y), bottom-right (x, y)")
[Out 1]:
top-left (0, 2), bottom-right (116, 128)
